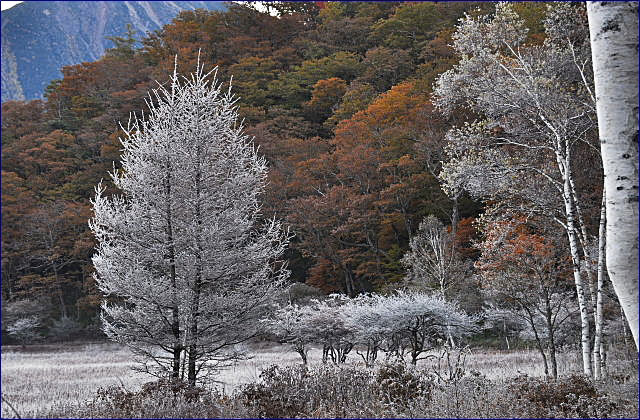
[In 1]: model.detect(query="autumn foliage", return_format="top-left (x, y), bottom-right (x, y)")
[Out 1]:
top-left (2, 2), bottom-right (506, 330)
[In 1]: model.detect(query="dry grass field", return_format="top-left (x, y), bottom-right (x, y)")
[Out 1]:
top-left (1, 342), bottom-right (144, 417)
top-left (1, 341), bottom-right (636, 418)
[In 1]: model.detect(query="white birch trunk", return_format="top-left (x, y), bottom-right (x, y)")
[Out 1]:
top-left (593, 190), bottom-right (606, 379)
top-left (568, 176), bottom-right (597, 312)
top-left (564, 194), bottom-right (593, 377)
top-left (587, 1), bottom-right (639, 350)
top-left (557, 150), bottom-right (592, 376)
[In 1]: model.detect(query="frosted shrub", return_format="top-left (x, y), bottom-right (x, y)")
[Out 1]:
top-left (265, 291), bottom-right (477, 366)
top-left (48, 316), bottom-right (84, 341)
top-left (7, 316), bottom-right (42, 345)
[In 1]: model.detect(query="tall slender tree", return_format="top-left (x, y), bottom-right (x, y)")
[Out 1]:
top-left (402, 214), bottom-right (471, 299)
top-left (90, 57), bottom-right (290, 386)
top-left (586, 1), bottom-right (639, 350)
top-left (434, 3), bottom-right (602, 375)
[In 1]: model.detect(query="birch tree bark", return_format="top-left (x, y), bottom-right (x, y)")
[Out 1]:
top-left (587, 1), bottom-right (639, 350)
top-left (593, 190), bottom-right (606, 378)
top-left (434, 3), bottom-right (599, 375)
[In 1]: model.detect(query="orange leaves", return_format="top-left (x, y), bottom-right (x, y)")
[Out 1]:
top-left (452, 217), bottom-right (480, 260)
top-left (286, 73), bottom-right (456, 291)
top-left (332, 81), bottom-right (436, 160)
top-left (510, 232), bottom-right (552, 259)
top-left (2, 171), bottom-right (35, 251)
top-left (17, 130), bottom-right (78, 180)
top-left (476, 217), bottom-right (571, 294)
top-left (307, 258), bottom-right (342, 293)
top-left (1, 100), bottom-right (46, 140)
top-left (304, 77), bottom-right (347, 123)
top-left (339, 82), bottom-right (414, 131)
top-left (2, 0), bottom-right (491, 305)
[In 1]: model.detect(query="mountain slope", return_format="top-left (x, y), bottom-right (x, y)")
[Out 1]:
top-left (1, 1), bottom-right (225, 102)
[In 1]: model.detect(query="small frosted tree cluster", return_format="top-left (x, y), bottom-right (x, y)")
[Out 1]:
top-left (265, 301), bottom-right (322, 365)
top-left (265, 295), bottom-right (354, 364)
top-left (7, 316), bottom-right (42, 345)
top-left (264, 291), bottom-right (477, 366)
top-left (90, 58), bottom-right (290, 386)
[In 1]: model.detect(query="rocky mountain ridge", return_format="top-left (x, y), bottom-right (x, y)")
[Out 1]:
top-left (1, 1), bottom-right (225, 102)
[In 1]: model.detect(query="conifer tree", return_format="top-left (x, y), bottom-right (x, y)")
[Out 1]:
top-left (90, 57), bottom-right (290, 386)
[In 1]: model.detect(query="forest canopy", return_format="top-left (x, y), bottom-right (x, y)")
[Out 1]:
top-left (1, 2), bottom-right (631, 376)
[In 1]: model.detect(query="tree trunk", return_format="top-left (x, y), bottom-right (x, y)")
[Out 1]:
top-left (587, 1), bottom-right (639, 350)
top-left (558, 152), bottom-right (593, 376)
top-left (172, 341), bottom-right (181, 380)
top-left (296, 343), bottom-right (308, 365)
top-left (593, 190), bottom-right (606, 379)
top-left (568, 175), bottom-right (597, 314)
top-left (599, 341), bottom-right (607, 377)
top-left (52, 266), bottom-right (68, 319)
top-left (165, 162), bottom-right (181, 380)
top-left (450, 193), bottom-right (459, 240)
top-left (187, 271), bottom-right (202, 386)
top-left (548, 338), bottom-right (557, 380)
top-left (531, 321), bottom-right (549, 377)
top-left (322, 343), bottom-right (331, 364)
top-left (188, 153), bottom-right (204, 387)
top-left (409, 327), bottom-right (422, 365)
top-left (181, 339), bottom-right (187, 381)
top-left (543, 292), bottom-right (558, 379)
top-left (343, 268), bottom-right (355, 298)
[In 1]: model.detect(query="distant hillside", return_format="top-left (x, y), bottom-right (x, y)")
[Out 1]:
top-left (1, 1), bottom-right (226, 102)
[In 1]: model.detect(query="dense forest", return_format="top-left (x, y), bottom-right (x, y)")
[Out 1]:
top-left (2, 2), bottom-right (639, 418)
top-left (0, 1), bottom-right (632, 358)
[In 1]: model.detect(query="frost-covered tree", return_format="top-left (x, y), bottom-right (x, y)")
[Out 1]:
top-left (587, 1), bottom-right (639, 350)
top-left (342, 294), bottom-right (392, 367)
top-left (263, 302), bottom-right (317, 364)
top-left (265, 291), bottom-right (475, 367)
top-left (264, 295), bottom-right (354, 365)
top-left (476, 217), bottom-right (578, 378)
top-left (434, 3), bottom-right (602, 376)
top-left (2, 298), bottom-right (49, 345)
top-left (90, 57), bottom-right (290, 386)
top-left (402, 215), bottom-right (472, 299)
top-left (342, 292), bottom-right (477, 367)
top-left (7, 316), bottom-right (42, 345)
top-left (379, 291), bottom-right (477, 365)
top-left (311, 295), bottom-right (355, 364)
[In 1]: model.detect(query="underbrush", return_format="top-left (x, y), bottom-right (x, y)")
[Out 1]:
top-left (30, 364), bottom-right (639, 418)
top-left (41, 379), bottom-right (248, 419)
top-left (241, 361), bottom-right (432, 417)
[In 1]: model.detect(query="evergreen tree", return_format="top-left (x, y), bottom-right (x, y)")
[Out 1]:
top-left (90, 57), bottom-right (290, 386)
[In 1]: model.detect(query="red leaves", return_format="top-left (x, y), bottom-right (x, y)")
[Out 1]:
top-left (476, 218), bottom-right (572, 292)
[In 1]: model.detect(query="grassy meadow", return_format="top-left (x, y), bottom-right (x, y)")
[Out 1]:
top-left (2, 340), bottom-right (637, 418)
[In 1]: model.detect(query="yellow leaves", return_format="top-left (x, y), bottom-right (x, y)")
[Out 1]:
top-left (333, 81), bottom-right (431, 151)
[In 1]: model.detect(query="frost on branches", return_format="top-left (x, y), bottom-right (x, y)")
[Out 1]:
top-left (434, 2), bottom-right (603, 377)
top-left (264, 292), bottom-right (477, 367)
top-left (90, 58), bottom-right (290, 386)
top-left (476, 217), bottom-right (579, 379)
top-left (401, 215), bottom-right (472, 299)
